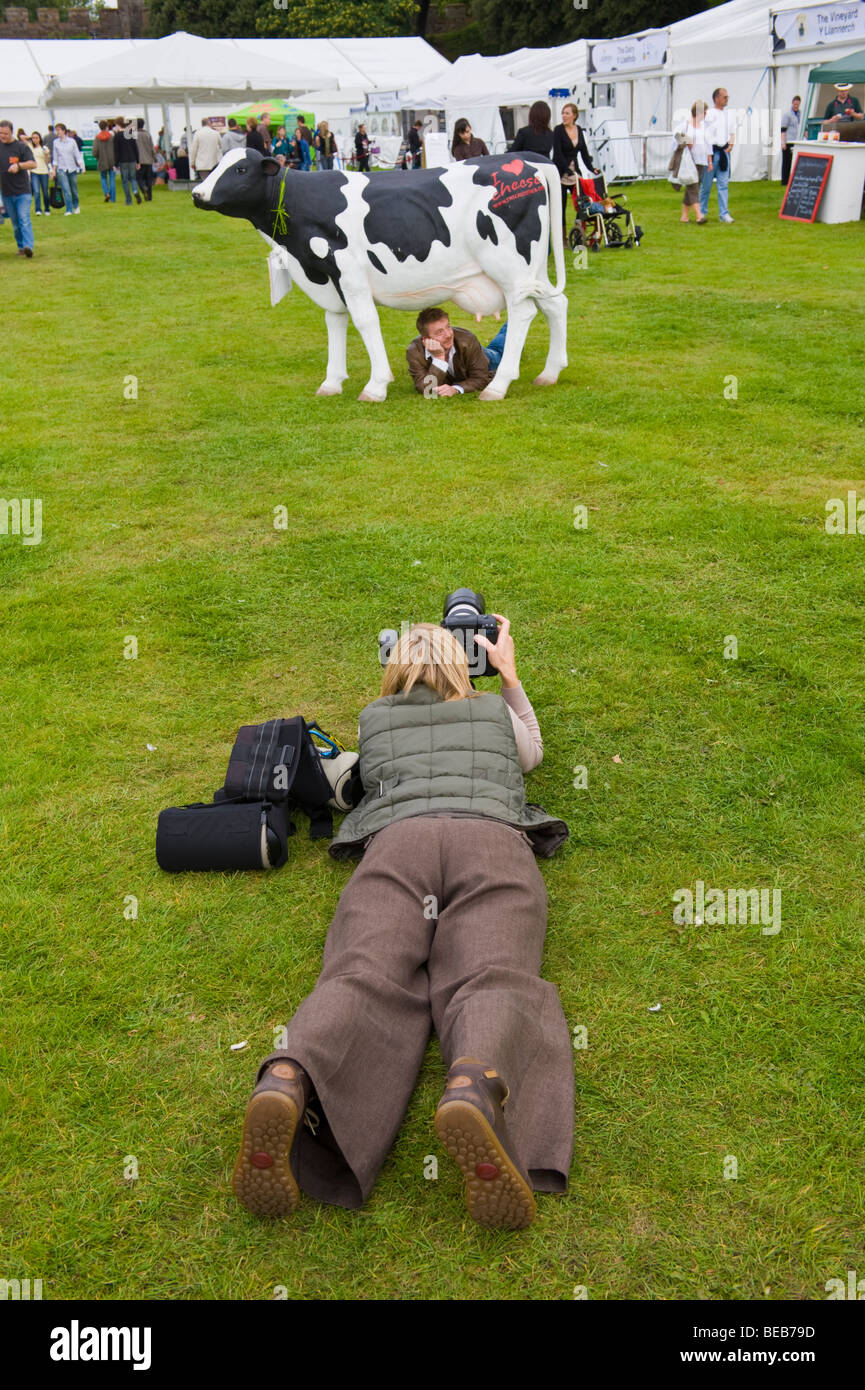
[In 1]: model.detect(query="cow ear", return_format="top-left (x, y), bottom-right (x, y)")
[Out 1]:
top-left (261, 156), bottom-right (281, 176)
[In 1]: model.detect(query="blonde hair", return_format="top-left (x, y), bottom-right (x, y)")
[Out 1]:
top-left (380, 623), bottom-right (478, 701)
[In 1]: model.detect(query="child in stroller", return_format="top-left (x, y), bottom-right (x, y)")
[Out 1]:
top-left (568, 176), bottom-right (643, 251)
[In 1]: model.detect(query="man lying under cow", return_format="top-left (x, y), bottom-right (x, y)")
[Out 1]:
top-left (406, 307), bottom-right (508, 397)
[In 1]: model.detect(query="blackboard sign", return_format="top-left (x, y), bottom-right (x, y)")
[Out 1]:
top-left (780, 151), bottom-right (833, 222)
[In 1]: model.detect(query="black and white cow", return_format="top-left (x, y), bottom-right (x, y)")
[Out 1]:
top-left (192, 149), bottom-right (567, 402)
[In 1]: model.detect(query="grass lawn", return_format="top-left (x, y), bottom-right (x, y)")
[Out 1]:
top-left (2, 171), bottom-right (864, 1302)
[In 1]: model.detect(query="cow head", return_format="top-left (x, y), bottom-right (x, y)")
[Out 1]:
top-left (192, 147), bottom-right (281, 220)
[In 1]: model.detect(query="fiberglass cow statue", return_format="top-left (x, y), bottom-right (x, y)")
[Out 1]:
top-left (192, 148), bottom-right (567, 402)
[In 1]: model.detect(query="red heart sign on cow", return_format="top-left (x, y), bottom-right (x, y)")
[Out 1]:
top-left (501, 159), bottom-right (524, 175)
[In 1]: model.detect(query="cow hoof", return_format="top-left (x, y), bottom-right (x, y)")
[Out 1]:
top-left (533, 373), bottom-right (559, 386)
top-left (478, 388), bottom-right (506, 402)
top-left (357, 390), bottom-right (386, 403)
top-left (316, 383), bottom-right (343, 396)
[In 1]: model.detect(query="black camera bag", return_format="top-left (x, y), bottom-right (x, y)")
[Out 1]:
top-left (156, 799), bottom-right (290, 872)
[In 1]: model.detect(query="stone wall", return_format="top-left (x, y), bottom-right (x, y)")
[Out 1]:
top-left (0, 0), bottom-right (148, 39)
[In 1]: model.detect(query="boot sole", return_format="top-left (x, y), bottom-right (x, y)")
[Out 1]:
top-left (435, 1100), bottom-right (536, 1230)
top-left (232, 1090), bottom-right (302, 1218)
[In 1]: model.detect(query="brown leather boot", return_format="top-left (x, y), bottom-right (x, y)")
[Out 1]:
top-left (434, 1056), bottom-right (535, 1230)
top-left (232, 1059), bottom-right (311, 1218)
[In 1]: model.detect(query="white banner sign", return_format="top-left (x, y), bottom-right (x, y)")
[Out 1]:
top-left (589, 33), bottom-right (668, 76)
top-left (368, 91), bottom-right (401, 111)
top-left (773, 3), bottom-right (865, 51)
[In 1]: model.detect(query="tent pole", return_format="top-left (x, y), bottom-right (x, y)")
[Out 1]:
top-left (184, 93), bottom-right (193, 173)
top-left (767, 64), bottom-right (775, 181)
top-left (161, 102), bottom-right (172, 157)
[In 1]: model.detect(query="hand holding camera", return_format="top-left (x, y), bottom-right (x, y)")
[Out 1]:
top-left (475, 615), bottom-right (519, 688)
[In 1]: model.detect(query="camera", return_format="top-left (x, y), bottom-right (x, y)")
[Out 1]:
top-left (379, 589), bottom-right (500, 679)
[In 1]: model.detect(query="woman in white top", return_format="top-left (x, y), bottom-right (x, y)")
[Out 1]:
top-left (28, 131), bottom-right (51, 216)
top-left (676, 100), bottom-right (709, 224)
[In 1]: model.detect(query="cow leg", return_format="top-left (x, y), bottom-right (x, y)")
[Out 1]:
top-left (478, 296), bottom-right (537, 402)
top-left (344, 293), bottom-right (394, 403)
top-left (533, 291), bottom-right (569, 386)
top-left (316, 310), bottom-right (349, 396)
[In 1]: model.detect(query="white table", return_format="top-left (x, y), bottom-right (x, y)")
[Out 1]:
top-left (791, 139), bottom-right (865, 223)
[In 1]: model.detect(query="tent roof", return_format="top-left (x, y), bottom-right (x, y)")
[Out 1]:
top-left (41, 30), bottom-right (330, 105)
top-left (229, 35), bottom-right (446, 91)
top-left (808, 46), bottom-right (865, 82)
top-left (488, 39), bottom-right (589, 90)
top-left (399, 52), bottom-right (543, 108)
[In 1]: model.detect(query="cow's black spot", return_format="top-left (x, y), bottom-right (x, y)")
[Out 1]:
top-left (468, 154), bottom-right (549, 265)
top-left (476, 209), bottom-right (498, 245)
top-left (361, 167), bottom-right (452, 263)
top-left (252, 169), bottom-right (350, 302)
top-left (367, 249), bottom-right (387, 274)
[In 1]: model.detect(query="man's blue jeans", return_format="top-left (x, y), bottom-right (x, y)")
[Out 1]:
top-left (100, 168), bottom-right (116, 201)
top-left (3, 191), bottom-right (34, 249)
top-left (56, 168), bottom-right (79, 211)
top-left (700, 160), bottom-right (730, 218)
top-left (484, 323), bottom-right (508, 370)
top-left (119, 162), bottom-right (139, 203)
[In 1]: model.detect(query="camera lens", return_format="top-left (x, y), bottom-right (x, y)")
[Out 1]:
top-left (443, 588), bottom-right (485, 622)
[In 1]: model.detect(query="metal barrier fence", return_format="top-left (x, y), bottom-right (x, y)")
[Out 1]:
top-left (488, 133), bottom-right (676, 180)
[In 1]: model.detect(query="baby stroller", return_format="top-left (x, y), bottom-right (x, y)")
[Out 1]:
top-left (568, 177), bottom-right (643, 252)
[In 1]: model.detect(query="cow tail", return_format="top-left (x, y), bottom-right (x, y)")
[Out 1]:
top-left (542, 160), bottom-right (567, 295)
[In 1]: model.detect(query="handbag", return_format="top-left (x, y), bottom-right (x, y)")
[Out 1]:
top-left (48, 179), bottom-right (65, 209)
top-left (678, 145), bottom-right (699, 185)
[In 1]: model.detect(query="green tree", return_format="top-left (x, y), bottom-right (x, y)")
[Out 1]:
top-left (471, 0), bottom-right (707, 50)
top-left (147, 0), bottom-right (262, 39)
top-left (257, 1), bottom-right (418, 39)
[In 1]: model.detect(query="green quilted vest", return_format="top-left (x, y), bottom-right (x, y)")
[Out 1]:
top-left (329, 684), bottom-right (568, 859)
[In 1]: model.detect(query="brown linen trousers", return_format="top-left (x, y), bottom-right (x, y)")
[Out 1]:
top-left (256, 814), bottom-right (575, 1208)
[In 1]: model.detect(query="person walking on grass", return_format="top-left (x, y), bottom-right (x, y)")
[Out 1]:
top-left (700, 87), bottom-right (735, 223)
top-left (93, 120), bottom-right (116, 203)
top-left (674, 100), bottom-right (709, 224)
top-left (0, 118), bottom-right (36, 256)
top-left (28, 131), bottom-right (51, 217)
top-left (113, 118), bottom-right (142, 205)
top-left (51, 121), bottom-right (85, 215)
top-left (136, 119), bottom-right (155, 201)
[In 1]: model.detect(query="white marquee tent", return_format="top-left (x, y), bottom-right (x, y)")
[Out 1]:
top-left (0, 30), bottom-right (447, 150)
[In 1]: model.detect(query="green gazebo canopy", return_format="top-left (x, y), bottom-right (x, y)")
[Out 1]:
top-left (228, 98), bottom-right (314, 130)
top-left (808, 47), bottom-right (865, 84)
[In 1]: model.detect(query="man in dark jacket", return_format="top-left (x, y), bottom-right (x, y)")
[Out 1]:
top-left (113, 118), bottom-right (142, 205)
top-left (136, 119), bottom-right (155, 200)
top-left (406, 307), bottom-right (493, 397)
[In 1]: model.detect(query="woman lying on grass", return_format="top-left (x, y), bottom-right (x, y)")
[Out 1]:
top-left (232, 620), bottom-right (573, 1229)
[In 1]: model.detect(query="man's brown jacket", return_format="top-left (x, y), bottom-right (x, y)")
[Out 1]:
top-left (406, 326), bottom-right (492, 395)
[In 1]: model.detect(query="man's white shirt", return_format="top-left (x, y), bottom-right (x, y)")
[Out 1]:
top-left (704, 106), bottom-right (735, 149)
top-left (429, 344), bottom-right (465, 393)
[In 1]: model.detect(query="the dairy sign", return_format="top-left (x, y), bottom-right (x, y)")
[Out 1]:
top-left (588, 33), bottom-right (668, 76)
top-left (773, 2), bottom-right (865, 50)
